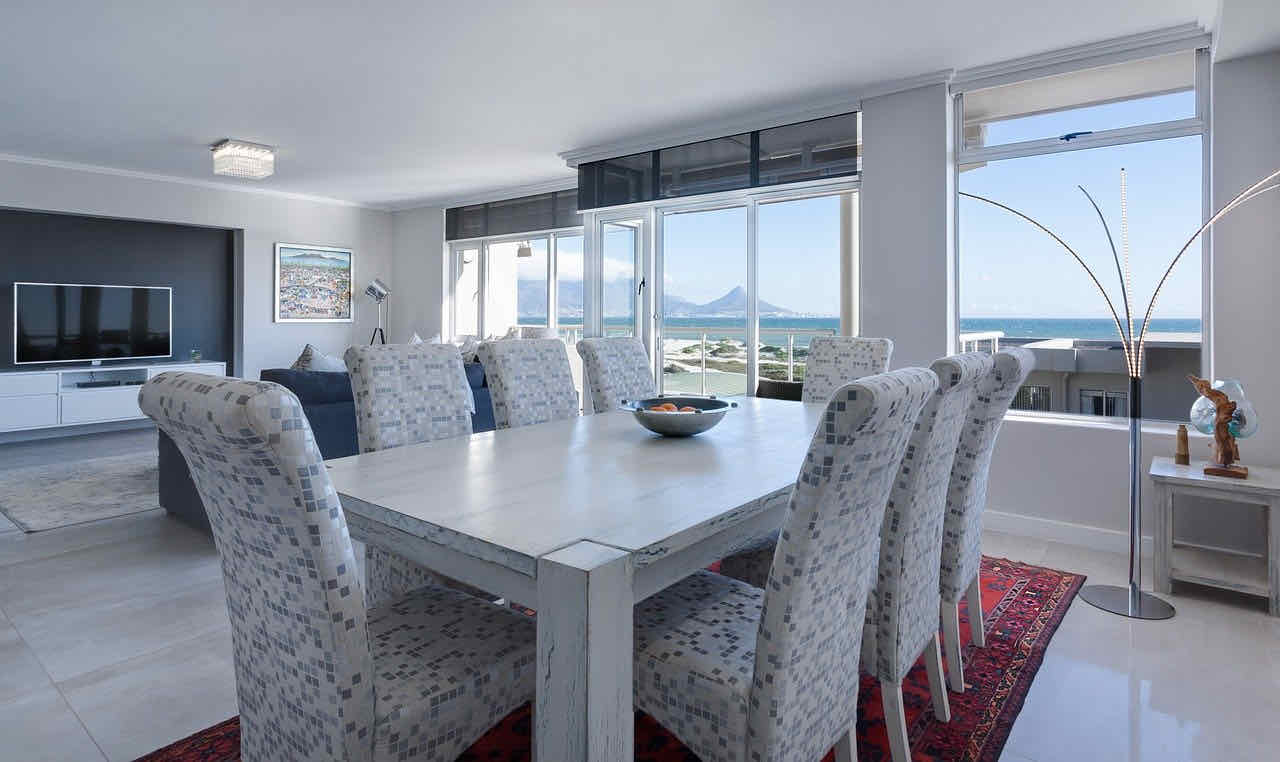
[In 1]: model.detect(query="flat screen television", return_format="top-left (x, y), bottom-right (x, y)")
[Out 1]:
top-left (13, 282), bottom-right (172, 365)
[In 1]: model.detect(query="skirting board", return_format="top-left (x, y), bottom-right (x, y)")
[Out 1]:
top-left (985, 509), bottom-right (1155, 557)
top-left (985, 509), bottom-right (1270, 561)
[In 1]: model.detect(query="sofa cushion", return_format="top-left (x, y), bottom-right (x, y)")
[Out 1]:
top-left (464, 361), bottom-right (487, 389)
top-left (260, 369), bottom-right (353, 406)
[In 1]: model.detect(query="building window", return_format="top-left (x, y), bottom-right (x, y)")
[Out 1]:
top-left (1013, 385), bottom-right (1052, 412)
top-left (1080, 389), bottom-right (1128, 417)
top-left (957, 49), bottom-right (1206, 422)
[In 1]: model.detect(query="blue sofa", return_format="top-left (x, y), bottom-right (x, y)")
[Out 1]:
top-left (159, 362), bottom-right (495, 532)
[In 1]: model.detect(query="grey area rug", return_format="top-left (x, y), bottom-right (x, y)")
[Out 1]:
top-left (0, 451), bottom-right (161, 532)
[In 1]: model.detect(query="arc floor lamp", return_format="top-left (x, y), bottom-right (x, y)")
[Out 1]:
top-left (962, 166), bottom-right (1280, 620)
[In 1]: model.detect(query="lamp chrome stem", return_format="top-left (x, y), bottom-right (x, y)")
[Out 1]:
top-left (1079, 376), bottom-right (1175, 620)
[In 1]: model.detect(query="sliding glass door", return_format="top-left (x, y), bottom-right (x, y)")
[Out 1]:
top-left (757, 195), bottom-right (843, 382)
top-left (659, 206), bottom-right (748, 396)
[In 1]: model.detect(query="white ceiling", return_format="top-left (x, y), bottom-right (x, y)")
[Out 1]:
top-left (0, 1), bottom-right (1221, 210)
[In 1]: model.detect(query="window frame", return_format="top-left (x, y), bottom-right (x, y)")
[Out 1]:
top-left (952, 47), bottom-right (1212, 424)
top-left (447, 225), bottom-right (584, 340)
top-left (583, 176), bottom-right (860, 395)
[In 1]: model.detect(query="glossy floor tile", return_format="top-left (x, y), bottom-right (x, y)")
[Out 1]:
top-left (59, 628), bottom-right (237, 762)
top-left (0, 497), bottom-right (1276, 760)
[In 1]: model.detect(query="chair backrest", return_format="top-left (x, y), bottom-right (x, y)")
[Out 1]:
top-left (801, 336), bottom-right (894, 404)
top-left (576, 337), bottom-right (656, 413)
top-left (747, 367), bottom-right (936, 761)
top-left (864, 352), bottom-right (993, 683)
top-left (344, 343), bottom-right (473, 453)
top-left (940, 347), bottom-right (1035, 602)
top-left (477, 339), bottom-right (579, 429)
top-left (138, 372), bottom-right (374, 762)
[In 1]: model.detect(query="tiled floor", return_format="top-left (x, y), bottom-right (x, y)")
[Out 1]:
top-left (1, 436), bottom-right (1278, 760)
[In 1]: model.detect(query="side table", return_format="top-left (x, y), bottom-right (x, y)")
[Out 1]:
top-left (1150, 456), bottom-right (1280, 616)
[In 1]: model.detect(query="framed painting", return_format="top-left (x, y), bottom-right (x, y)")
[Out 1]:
top-left (274, 243), bottom-right (354, 322)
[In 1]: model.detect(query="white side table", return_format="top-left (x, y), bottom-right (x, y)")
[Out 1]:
top-left (1150, 456), bottom-right (1280, 616)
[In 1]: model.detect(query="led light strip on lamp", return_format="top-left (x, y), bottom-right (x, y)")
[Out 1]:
top-left (211, 139), bottom-right (275, 179)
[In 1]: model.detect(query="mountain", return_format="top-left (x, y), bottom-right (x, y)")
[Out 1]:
top-left (668, 286), bottom-right (794, 317)
top-left (517, 281), bottom-right (796, 318)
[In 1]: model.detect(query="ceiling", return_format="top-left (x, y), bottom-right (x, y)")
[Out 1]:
top-left (0, 1), bottom-right (1221, 210)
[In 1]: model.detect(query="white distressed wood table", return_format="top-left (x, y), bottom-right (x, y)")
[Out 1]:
top-left (325, 397), bottom-right (825, 761)
top-left (1149, 456), bottom-right (1280, 616)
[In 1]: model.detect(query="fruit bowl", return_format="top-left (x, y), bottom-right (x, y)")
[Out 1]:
top-left (622, 395), bottom-right (738, 437)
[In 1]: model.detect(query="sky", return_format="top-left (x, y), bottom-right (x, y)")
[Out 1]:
top-left (512, 90), bottom-right (1204, 322)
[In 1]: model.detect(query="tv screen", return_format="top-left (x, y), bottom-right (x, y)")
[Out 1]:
top-left (14, 283), bottom-right (172, 365)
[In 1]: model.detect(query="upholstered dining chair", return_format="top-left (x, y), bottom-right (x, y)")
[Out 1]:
top-left (939, 347), bottom-right (1035, 693)
top-left (861, 352), bottom-right (992, 762)
top-left (477, 338), bottom-right (579, 429)
top-left (633, 368), bottom-right (937, 762)
top-left (575, 336), bottom-right (656, 413)
top-left (345, 343), bottom-right (480, 608)
top-left (801, 336), bottom-right (894, 404)
top-left (139, 372), bottom-right (535, 762)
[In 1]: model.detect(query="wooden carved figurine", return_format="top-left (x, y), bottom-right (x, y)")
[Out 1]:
top-left (1187, 375), bottom-right (1247, 478)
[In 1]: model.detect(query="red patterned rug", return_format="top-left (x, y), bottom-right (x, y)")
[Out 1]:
top-left (136, 556), bottom-right (1082, 762)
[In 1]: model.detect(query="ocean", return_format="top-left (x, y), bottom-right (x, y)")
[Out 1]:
top-left (551, 316), bottom-right (1201, 346)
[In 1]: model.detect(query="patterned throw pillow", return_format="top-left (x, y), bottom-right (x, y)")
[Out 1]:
top-left (291, 343), bottom-right (347, 372)
top-left (408, 332), bottom-right (442, 345)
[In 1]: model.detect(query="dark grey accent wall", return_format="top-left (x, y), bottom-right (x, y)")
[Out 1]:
top-left (0, 209), bottom-right (234, 373)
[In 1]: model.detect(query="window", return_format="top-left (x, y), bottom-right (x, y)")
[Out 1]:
top-left (661, 207), bottom-right (748, 396)
top-left (556, 234), bottom-right (584, 342)
top-left (659, 135), bottom-right (752, 198)
top-left (602, 221), bottom-right (639, 337)
top-left (453, 246), bottom-right (480, 336)
top-left (1080, 389), bottom-right (1128, 417)
top-left (486, 239), bottom-right (549, 331)
top-left (577, 112), bottom-right (859, 210)
top-left (757, 195), bottom-right (842, 381)
top-left (957, 50), bottom-right (1206, 422)
top-left (1013, 385), bottom-right (1052, 412)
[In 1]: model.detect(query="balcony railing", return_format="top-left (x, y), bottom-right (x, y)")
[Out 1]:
top-left (663, 326), bottom-right (837, 396)
top-left (959, 330), bottom-right (1004, 353)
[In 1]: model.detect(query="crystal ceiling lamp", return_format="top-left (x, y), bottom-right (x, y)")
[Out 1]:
top-left (210, 139), bottom-right (275, 179)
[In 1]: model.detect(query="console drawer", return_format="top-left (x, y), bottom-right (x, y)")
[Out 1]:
top-left (60, 386), bottom-right (145, 424)
top-left (0, 394), bottom-right (59, 431)
top-left (0, 373), bottom-right (58, 397)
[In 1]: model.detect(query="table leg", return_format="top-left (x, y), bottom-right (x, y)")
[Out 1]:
top-left (1153, 484), bottom-right (1173, 595)
top-left (1269, 499), bottom-right (1279, 617)
top-left (535, 541), bottom-right (634, 762)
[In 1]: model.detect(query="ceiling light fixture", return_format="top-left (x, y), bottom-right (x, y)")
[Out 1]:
top-left (210, 139), bottom-right (275, 179)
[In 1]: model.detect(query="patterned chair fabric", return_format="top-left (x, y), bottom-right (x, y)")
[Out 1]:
top-left (862, 352), bottom-right (992, 684)
top-left (801, 336), bottom-right (894, 404)
top-left (477, 339), bottom-right (580, 429)
top-left (939, 347), bottom-right (1035, 603)
top-left (576, 337), bottom-right (656, 413)
top-left (633, 368), bottom-right (937, 762)
top-left (345, 343), bottom-right (473, 453)
top-left (345, 343), bottom-right (476, 609)
top-left (138, 372), bottom-right (535, 762)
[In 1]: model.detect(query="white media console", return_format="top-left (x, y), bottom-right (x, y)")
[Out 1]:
top-left (0, 361), bottom-right (227, 433)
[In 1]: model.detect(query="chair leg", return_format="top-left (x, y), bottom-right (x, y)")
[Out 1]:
top-left (941, 599), bottom-right (965, 692)
top-left (924, 632), bottom-right (952, 722)
top-left (967, 573), bottom-right (987, 647)
top-left (882, 681), bottom-right (911, 762)
top-left (833, 727), bottom-right (856, 762)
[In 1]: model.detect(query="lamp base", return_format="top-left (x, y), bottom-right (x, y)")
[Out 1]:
top-left (1079, 584), bottom-right (1175, 620)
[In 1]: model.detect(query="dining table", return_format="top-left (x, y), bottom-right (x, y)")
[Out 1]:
top-left (325, 396), bottom-right (826, 761)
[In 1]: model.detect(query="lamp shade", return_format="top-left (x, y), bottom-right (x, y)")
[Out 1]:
top-left (364, 279), bottom-right (391, 303)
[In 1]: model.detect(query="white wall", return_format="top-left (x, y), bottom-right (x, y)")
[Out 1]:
top-left (1211, 50), bottom-right (1280, 464)
top-left (859, 83), bottom-right (954, 368)
top-left (0, 158), bottom-right (393, 380)
top-left (387, 205), bottom-right (445, 343)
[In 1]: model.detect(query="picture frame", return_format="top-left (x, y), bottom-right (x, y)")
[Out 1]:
top-left (273, 243), bottom-right (354, 323)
